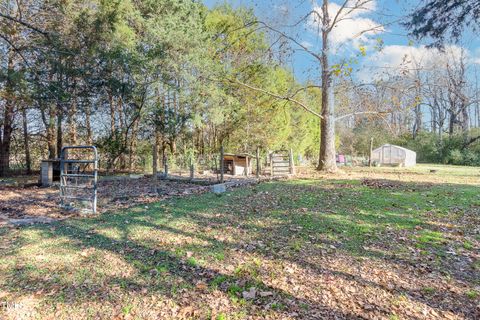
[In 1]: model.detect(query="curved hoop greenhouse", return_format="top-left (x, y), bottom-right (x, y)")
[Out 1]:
top-left (371, 144), bottom-right (416, 167)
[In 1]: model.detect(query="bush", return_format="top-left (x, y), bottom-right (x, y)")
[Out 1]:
top-left (446, 149), bottom-right (463, 165)
top-left (395, 132), bottom-right (480, 166)
top-left (340, 122), bottom-right (480, 166)
top-left (446, 149), bottom-right (480, 166)
top-left (462, 150), bottom-right (480, 166)
top-left (394, 132), bottom-right (440, 163)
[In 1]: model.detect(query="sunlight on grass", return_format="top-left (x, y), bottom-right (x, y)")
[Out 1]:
top-left (1, 171), bottom-right (479, 319)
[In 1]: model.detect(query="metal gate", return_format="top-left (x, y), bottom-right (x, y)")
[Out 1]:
top-left (270, 150), bottom-right (293, 177)
top-left (60, 146), bottom-right (98, 214)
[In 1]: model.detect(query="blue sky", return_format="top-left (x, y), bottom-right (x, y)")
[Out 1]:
top-left (203, 0), bottom-right (480, 83)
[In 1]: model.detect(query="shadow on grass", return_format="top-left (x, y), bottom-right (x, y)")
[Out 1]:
top-left (3, 221), bottom-right (360, 319)
top-left (1, 178), bottom-right (478, 318)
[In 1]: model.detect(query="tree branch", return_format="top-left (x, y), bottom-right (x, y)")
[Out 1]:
top-left (250, 21), bottom-right (323, 62)
top-left (229, 78), bottom-right (323, 119)
top-left (335, 110), bottom-right (389, 121)
top-left (288, 85), bottom-right (322, 98)
top-left (463, 135), bottom-right (480, 149)
top-left (0, 34), bottom-right (31, 68)
top-left (328, 0), bottom-right (351, 32)
top-left (0, 13), bottom-right (49, 37)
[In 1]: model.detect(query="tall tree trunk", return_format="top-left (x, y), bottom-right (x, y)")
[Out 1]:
top-left (117, 96), bottom-right (124, 129)
top-left (0, 48), bottom-right (16, 176)
top-left (433, 108), bottom-right (438, 134)
top-left (161, 141), bottom-right (167, 169)
top-left (56, 105), bottom-right (63, 159)
top-left (109, 91), bottom-right (115, 134)
top-left (68, 97), bottom-right (78, 145)
top-left (128, 117), bottom-right (139, 171)
top-left (117, 97), bottom-right (126, 169)
top-left (46, 105), bottom-right (57, 159)
top-left (317, 0), bottom-right (337, 172)
top-left (448, 111), bottom-right (455, 136)
top-left (152, 130), bottom-right (160, 176)
top-left (460, 104), bottom-right (470, 143)
top-left (22, 106), bottom-right (31, 174)
top-left (413, 104), bottom-right (422, 139)
top-left (85, 104), bottom-right (93, 145)
top-left (461, 105), bottom-right (469, 134)
top-left (432, 96), bottom-right (438, 134)
top-left (475, 102), bottom-right (480, 128)
top-left (170, 139), bottom-right (177, 155)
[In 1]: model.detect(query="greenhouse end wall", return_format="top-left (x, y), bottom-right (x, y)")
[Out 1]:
top-left (371, 144), bottom-right (416, 167)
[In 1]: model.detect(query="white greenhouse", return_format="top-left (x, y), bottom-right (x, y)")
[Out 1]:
top-left (371, 144), bottom-right (416, 167)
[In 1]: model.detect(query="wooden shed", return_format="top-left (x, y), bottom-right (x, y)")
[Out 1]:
top-left (223, 153), bottom-right (253, 176)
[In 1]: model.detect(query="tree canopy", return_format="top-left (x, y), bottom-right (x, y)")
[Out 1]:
top-left (406, 0), bottom-right (480, 46)
top-left (1, 0), bottom-right (480, 176)
top-left (0, 0), bottom-right (321, 175)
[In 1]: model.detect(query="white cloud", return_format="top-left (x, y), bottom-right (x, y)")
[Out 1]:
top-left (309, 0), bottom-right (383, 48)
top-left (358, 44), bottom-right (469, 81)
top-left (370, 45), bottom-right (464, 68)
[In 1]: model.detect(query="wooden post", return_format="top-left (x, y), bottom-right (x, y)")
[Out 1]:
top-left (189, 157), bottom-right (194, 180)
top-left (163, 153), bottom-right (168, 179)
top-left (152, 142), bottom-right (158, 192)
top-left (214, 154), bottom-right (219, 181)
top-left (220, 146), bottom-right (224, 183)
top-left (270, 152), bottom-right (273, 176)
top-left (369, 137), bottom-right (373, 167)
top-left (256, 147), bottom-right (260, 178)
top-left (152, 142), bottom-right (158, 177)
top-left (289, 148), bottom-right (295, 175)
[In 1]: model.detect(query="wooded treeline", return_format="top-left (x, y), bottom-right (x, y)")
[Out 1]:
top-left (0, 0), bottom-right (321, 175)
top-left (336, 48), bottom-right (480, 165)
top-left (1, 0), bottom-right (480, 177)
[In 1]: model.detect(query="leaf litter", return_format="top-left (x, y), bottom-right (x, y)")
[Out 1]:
top-left (0, 167), bottom-right (479, 319)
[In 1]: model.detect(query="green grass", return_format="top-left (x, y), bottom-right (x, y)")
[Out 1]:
top-left (1, 167), bottom-right (479, 319)
top-left (466, 290), bottom-right (478, 299)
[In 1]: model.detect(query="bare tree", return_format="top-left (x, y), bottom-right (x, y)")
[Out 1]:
top-left (231, 0), bottom-right (384, 171)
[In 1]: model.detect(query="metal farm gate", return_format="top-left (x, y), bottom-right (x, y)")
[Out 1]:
top-left (60, 146), bottom-right (98, 214)
top-left (270, 150), bottom-right (294, 177)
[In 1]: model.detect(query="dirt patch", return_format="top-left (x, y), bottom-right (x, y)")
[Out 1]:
top-left (0, 187), bottom-right (66, 221)
top-left (0, 176), bottom-right (266, 225)
top-left (0, 178), bottom-right (208, 224)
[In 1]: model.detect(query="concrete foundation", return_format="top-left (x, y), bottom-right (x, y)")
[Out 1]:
top-left (41, 160), bottom-right (53, 187)
top-left (211, 183), bottom-right (226, 194)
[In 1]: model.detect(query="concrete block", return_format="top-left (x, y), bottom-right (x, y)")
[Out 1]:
top-left (211, 183), bottom-right (226, 194)
top-left (41, 161), bottom-right (53, 187)
top-left (9, 217), bottom-right (54, 226)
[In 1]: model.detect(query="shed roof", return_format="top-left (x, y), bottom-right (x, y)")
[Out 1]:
top-left (373, 144), bottom-right (416, 153)
top-left (223, 153), bottom-right (254, 158)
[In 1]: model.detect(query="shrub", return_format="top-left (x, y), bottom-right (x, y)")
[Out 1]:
top-left (446, 149), bottom-right (463, 165)
top-left (340, 123), bottom-right (480, 166)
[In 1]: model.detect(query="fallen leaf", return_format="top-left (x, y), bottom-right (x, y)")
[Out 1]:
top-left (242, 287), bottom-right (256, 300)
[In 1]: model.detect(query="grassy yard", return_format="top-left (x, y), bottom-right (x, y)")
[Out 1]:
top-left (0, 165), bottom-right (479, 319)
